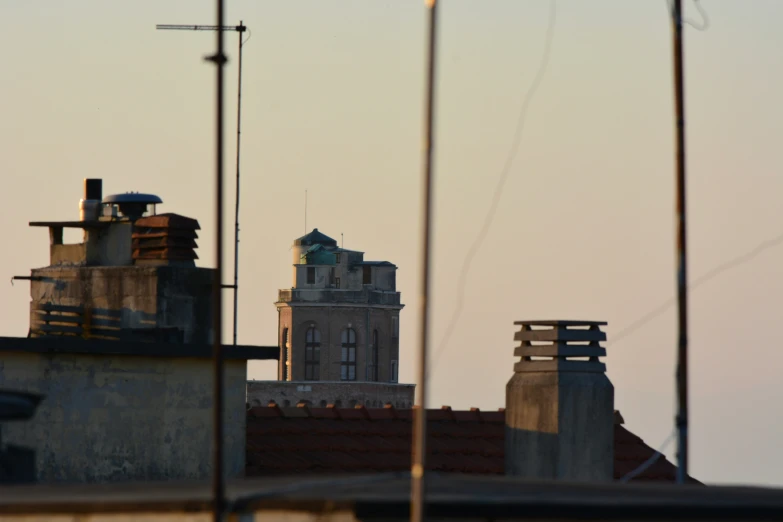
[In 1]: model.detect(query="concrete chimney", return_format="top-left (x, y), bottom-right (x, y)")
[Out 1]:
top-left (505, 320), bottom-right (614, 482)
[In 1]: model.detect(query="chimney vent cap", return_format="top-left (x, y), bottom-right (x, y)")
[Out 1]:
top-left (513, 320), bottom-right (608, 374)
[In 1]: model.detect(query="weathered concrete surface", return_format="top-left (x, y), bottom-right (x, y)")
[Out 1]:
top-left (247, 380), bottom-right (415, 408)
top-left (44, 222), bottom-right (134, 268)
top-left (505, 371), bottom-right (614, 482)
top-left (29, 266), bottom-right (213, 344)
top-left (0, 352), bottom-right (246, 483)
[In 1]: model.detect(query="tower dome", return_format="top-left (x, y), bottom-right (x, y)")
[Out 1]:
top-left (292, 229), bottom-right (337, 265)
top-left (293, 228), bottom-right (338, 247)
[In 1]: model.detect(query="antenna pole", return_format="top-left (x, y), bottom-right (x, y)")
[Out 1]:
top-left (412, 1), bottom-right (438, 521)
top-left (231, 21), bottom-right (245, 347)
top-left (209, 1), bottom-right (227, 519)
top-left (671, 0), bottom-right (689, 484)
top-left (155, 21), bottom-right (248, 349)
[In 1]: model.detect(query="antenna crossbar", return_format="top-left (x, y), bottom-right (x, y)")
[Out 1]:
top-left (156, 24), bottom-right (246, 32)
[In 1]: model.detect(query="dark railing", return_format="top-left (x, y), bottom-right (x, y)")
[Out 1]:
top-left (29, 303), bottom-right (183, 343)
top-left (278, 289), bottom-right (401, 306)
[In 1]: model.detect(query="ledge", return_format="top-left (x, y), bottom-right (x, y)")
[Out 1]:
top-left (29, 221), bottom-right (111, 229)
top-left (0, 337), bottom-right (278, 361)
top-left (0, 475), bottom-right (782, 518)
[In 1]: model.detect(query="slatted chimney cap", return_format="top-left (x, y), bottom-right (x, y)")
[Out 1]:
top-left (513, 320), bottom-right (608, 373)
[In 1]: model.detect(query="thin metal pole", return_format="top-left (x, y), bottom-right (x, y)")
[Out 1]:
top-left (671, 0), bottom-right (689, 484)
top-left (232, 22), bottom-right (245, 347)
top-left (211, 0), bottom-right (226, 518)
top-left (411, 1), bottom-right (438, 521)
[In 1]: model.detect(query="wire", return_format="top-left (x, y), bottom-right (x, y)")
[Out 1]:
top-left (609, 230), bottom-right (783, 347)
top-left (667, 0), bottom-right (710, 31)
top-left (620, 428), bottom-right (677, 483)
top-left (430, 0), bottom-right (557, 375)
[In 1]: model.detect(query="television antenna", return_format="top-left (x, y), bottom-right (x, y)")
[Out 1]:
top-left (156, 21), bottom-right (250, 346)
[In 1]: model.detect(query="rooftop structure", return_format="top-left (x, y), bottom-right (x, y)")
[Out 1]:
top-left (244, 404), bottom-right (692, 483)
top-left (19, 179), bottom-right (212, 344)
top-left (0, 336), bottom-right (276, 483)
top-left (276, 229), bottom-right (404, 384)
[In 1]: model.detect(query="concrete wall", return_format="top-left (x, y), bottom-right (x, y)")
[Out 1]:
top-left (29, 265), bottom-right (213, 344)
top-left (247, 380), bottom-right (415, 409)
top-left (0, 352), bottom-right (246, 483)
top-left (505, 371), bottom-right (614, 482)
top-left (373, 266), bottom-right (396, 291)
top-left (86, 223), bottom-right (133, 266)
top-left (48, 222), bottom-right (133, 267)
top-left (293, 265), bottom-right (335, 289)
top-left (342, 264), bottom-right (363, 290)
top-left (277, 305), bottom-right (400, 382)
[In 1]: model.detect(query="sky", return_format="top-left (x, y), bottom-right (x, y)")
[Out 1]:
top-left (1, 0), bottom-right (782, 486)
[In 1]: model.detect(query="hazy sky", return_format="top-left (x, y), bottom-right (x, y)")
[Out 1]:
top-left (2, 0), bottom-right (782, 486)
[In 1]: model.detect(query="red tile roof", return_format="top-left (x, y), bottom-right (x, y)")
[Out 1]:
top-left (246, 404), bottom-right (697, 483)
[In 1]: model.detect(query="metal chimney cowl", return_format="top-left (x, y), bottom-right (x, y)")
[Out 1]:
top-left (79, 178), bottom-right (103, 222)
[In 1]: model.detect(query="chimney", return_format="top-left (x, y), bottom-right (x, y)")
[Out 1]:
top-left (79, 178), bottom-right (102, 221)
top-left (505, 320), bottom-right (614, 482)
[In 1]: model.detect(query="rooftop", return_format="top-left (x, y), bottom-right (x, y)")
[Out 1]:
top-left (245, 404), bottom-right (697, 483)
top-left (294, 228), bottom-right (338, 247)
top-left (0, 337), bottom-right (279, 361)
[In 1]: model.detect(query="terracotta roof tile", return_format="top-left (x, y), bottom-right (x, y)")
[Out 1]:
top-left (247, 405), bottom-right (281, 418)
top-left (245, 407), bottom-right (697, 483)
top-left (452, 409), bottom-right (482, 422)
top-left (365, 407), bottom-right (397, 421)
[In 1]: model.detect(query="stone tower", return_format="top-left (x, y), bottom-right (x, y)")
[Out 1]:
top-left (275, 229), bottom-right (404, 382)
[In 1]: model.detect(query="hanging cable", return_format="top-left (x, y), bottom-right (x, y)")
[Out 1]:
top-left (609, 230), bottom-right (783, 347)
top-left (430, 0), bottom-right (557, 375)
top-left (620, 428), bottom-right (678, 483)
top-left (667, 0), bottom-right (710, 31)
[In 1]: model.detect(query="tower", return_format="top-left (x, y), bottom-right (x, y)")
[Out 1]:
top-left (276, 229), bottom-right (404, 382)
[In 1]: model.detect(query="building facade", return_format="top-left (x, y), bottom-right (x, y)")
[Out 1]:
top-left (246, 380), bottom-right (414, 409)
top-left (276, 229), bottom-right (404, 383)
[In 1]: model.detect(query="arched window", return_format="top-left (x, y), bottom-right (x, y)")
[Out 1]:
top-left (281, 327), bottom-right (289, 381)
top-left (341, 328), bottom-right (357, 381)
top-left (369, 329), bottom-right (379, 382)
top-left (305, 326), bottom-right (321, 381)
